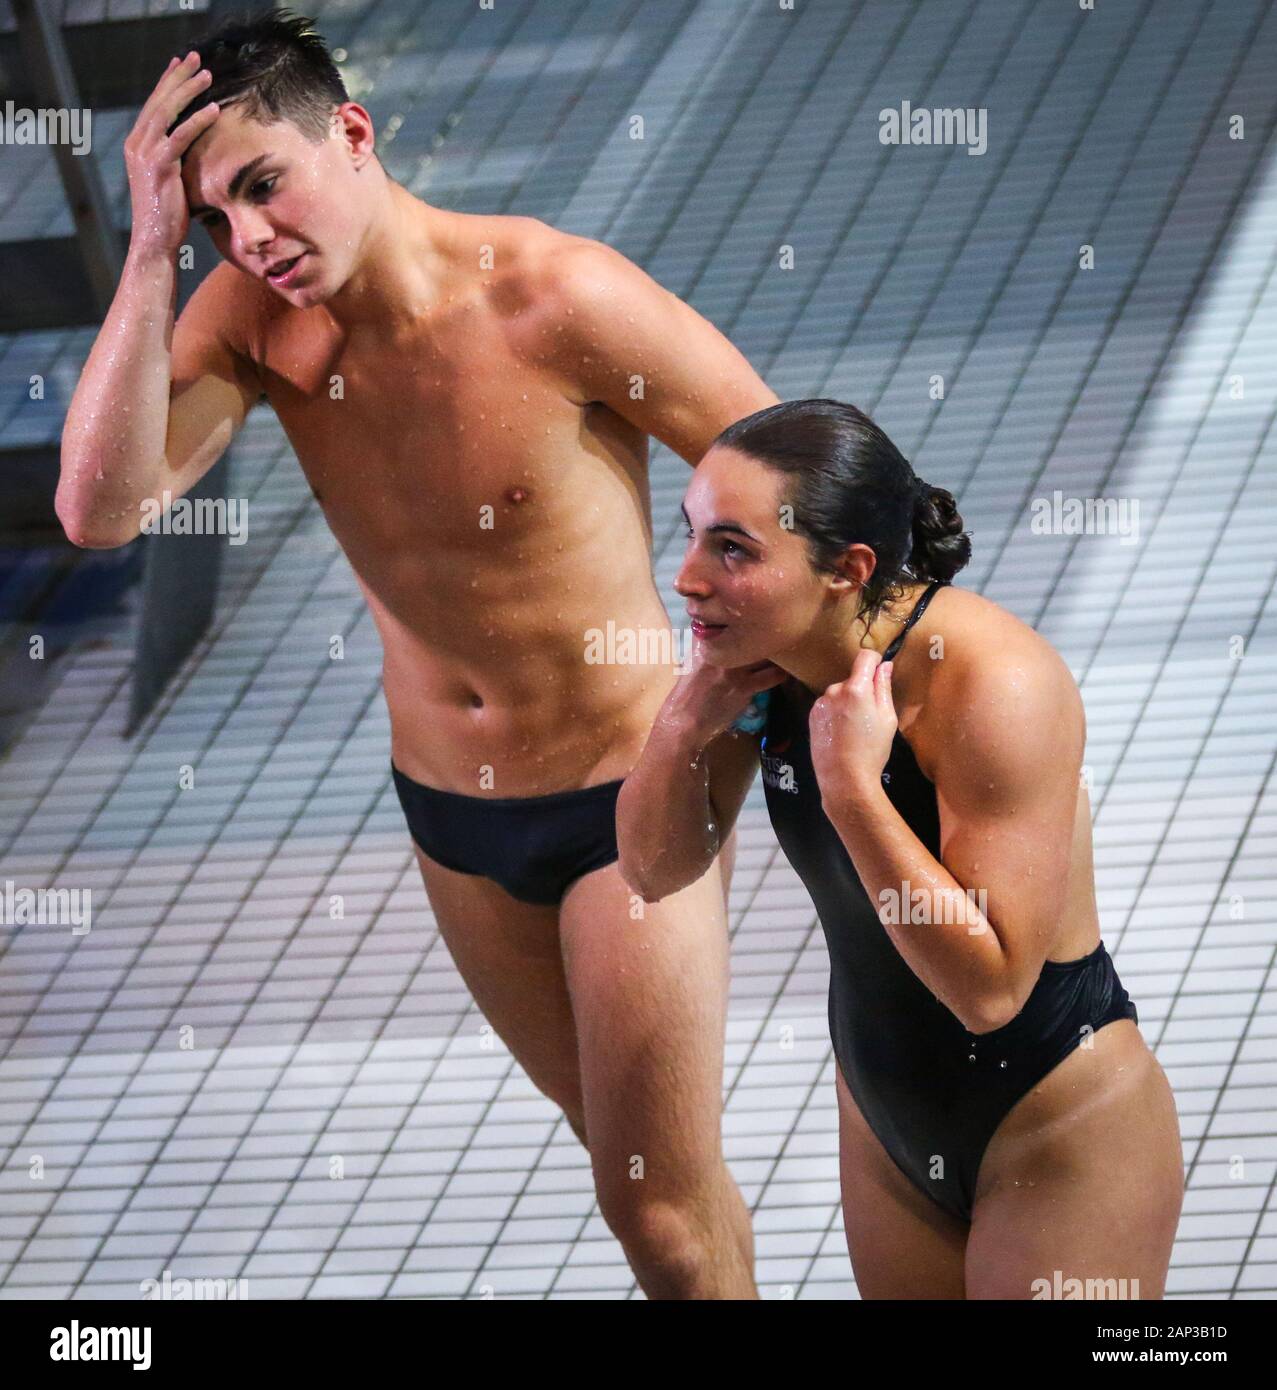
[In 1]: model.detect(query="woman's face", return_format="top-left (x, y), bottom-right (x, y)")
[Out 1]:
top-left (675, 445), bottom-right (854, 668)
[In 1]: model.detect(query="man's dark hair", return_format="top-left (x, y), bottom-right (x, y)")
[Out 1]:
top-left (168, 7), bottom-right (349, 145)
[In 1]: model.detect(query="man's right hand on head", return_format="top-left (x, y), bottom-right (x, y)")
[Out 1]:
top-left (123, 51), bottom-right (221, 259)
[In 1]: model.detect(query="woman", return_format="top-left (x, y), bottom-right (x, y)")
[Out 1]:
top-left (616, 399), bottom-right (1183, 1299)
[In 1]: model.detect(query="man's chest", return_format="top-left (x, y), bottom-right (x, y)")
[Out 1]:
top-left (251, 313), bottom-right (648, 562)
top-left (261, 323), bottom-right (572, 501)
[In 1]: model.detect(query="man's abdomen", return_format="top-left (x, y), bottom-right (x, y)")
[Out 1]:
top-left (376, 584), bottom-right (681, 797)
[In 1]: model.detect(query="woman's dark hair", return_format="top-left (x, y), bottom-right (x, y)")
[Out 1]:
top-left (168, 7), bottom-right (349, 145)
top-left (712, 398), bottom-right (971, 631)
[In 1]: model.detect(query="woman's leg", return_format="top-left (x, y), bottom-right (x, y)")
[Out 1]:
top-left (965, 1020), bottom-right (1184, 1300)
top-left (836, 1065), bottom-right (969, 1299)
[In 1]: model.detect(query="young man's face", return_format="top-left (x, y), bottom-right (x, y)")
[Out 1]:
top-left (181, 102), bottom-right (370, 304)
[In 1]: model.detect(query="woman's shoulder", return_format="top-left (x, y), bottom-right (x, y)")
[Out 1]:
top-left (902, 585), bottom-right (1082, 777)
top-left (906, 584), bottom-right (1070, 680)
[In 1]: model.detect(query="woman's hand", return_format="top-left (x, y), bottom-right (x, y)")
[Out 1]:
top-left (809, 650), bottom-right (897, 807)
top-left (659, 642), bottom-right (787, 747)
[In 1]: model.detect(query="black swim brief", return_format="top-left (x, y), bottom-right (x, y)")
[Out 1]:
top-left (390, 759), bottom-right (623, 906)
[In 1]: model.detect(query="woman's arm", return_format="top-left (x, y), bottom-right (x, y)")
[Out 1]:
top-left (617, 660), bottom-right (783, 902)
top-left (617, 719), bottom-right (761, 902)
top-left (810, 639), bottom-right (1084, 1034)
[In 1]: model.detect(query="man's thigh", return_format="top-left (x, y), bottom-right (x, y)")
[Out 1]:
top-left (718, 825), bottom-right (738, 902)
top-left (558, 858), bottom-right (732, 1195)
top-left (410, 845), bottom-right (584, 1128)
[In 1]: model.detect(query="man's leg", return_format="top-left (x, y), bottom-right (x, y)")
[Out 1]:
top-left (717, 824), bottom-right (738, 903)
top-left (559, 855), bottom-right (756, 1299)
top-left (410, 846), bottom-right (587, 1144)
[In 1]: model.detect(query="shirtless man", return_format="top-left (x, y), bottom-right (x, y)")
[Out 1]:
top-left (56, 13), bottom-right (779, 1298)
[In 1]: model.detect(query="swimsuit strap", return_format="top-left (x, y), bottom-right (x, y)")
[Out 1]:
top-left (881, 578), bottom-right (949, 663)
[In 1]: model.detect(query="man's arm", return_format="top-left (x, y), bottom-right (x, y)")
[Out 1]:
top-left (57, 50), bottom-right (245, 549)
top-left (536, 236), bottom-right (780, 464)
top-left (58, 257), bottom-right (261, 549)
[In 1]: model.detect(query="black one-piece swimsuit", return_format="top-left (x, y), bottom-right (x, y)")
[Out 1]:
top-left (758, 578), bottom-right (1138, 1223)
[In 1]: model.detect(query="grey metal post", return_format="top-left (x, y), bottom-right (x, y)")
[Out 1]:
top-left (10, 0), bottom-right (123, 315)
